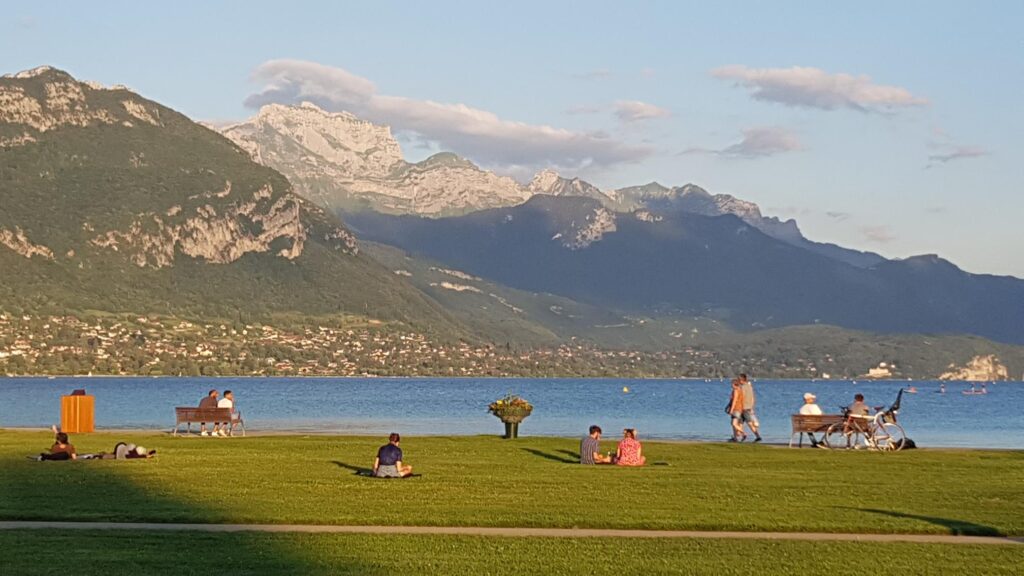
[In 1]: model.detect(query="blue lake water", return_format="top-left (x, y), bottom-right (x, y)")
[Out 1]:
top-left (0, 377), bottom-right (1019, 449)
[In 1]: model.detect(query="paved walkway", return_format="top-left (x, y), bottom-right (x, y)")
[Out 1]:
top-left (1, 521), bottom-right (1020, 545)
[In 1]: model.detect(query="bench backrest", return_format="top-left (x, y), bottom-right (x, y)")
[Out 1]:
top-left (791, 414), bottom-right (844, 433)
top-left (175, 407), bottom-right (231, 422)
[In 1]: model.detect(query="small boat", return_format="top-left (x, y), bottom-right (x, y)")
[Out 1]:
top-left (906, 387), bottom-right (918, 394)
top-left (962, 385), bottom-right (988, 395)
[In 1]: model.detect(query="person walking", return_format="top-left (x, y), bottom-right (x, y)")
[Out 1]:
top-left (738, 374), bottom-right (763, 442)
top-left (726, 378), bottom-right (746, 442)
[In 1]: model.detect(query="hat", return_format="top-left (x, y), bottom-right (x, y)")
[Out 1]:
top-left (803, 392), bottom-right (816, 401)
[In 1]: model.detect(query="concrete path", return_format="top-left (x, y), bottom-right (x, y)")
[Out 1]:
top-left (1, 521), bottom-right (1020, 545)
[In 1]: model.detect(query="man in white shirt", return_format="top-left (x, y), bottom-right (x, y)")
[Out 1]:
top-left (217, 390), bottom-right (237, 437)
top-left (799, 392), bottom-right (823, 447)
top-left (799, 392), bottom-right (822, 415)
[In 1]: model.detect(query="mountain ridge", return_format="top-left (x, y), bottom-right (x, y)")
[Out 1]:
top-left (0, 67), bottom-right (466, 335)
top-left (220, 102), bottom-right (887, 269)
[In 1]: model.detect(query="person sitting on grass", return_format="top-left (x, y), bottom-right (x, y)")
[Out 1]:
top-left (798, 392), bottom-right (824, 447)
top-left (580, 425), bottom-right (612, 464)
top-left (373, 433), bottom-right (413, 478)
top-left (36, 425), bottom-right (76, 461)
top-left (615, 428), bottom-right (646, 466)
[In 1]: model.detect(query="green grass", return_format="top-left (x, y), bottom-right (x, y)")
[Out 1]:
top-left (0, 530), bottom-right (1021, 576)
top-left (2, 430), bottom-right (1022, 536)
top-left (2, 430), bottom-right (1021, 575)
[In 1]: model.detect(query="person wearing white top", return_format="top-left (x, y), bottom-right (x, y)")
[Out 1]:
top-left (799, 392), bottom-right (823, 447)
top-left (216, 390), bottom-right (236, 437)
top-left (799, 392), bottom-right (822, 416)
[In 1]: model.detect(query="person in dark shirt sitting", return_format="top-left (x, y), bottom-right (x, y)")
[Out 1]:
top-left (198, 389), bottom-right (224, 437)
top-left (373, 433), bottom-right (413, 478)
top-left (36, 425), bottom-right (76, 461)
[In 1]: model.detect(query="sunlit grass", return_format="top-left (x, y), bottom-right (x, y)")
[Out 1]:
top-left (1, 430), bottom-right (1021, 535)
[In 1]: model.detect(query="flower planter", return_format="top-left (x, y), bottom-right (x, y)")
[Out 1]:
top-left (488, 394), bottom-right (532, 439)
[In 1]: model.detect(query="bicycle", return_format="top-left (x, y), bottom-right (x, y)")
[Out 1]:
top-left (823, 389), bottom-right (907, 451)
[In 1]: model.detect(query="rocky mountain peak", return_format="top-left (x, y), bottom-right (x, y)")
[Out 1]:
top-left (1, 67), bottom-right (359, 272)
top-left (528, 168), bottom-right (562, 193)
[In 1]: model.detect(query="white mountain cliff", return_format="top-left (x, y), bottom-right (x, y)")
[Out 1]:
top-left (221, 103), bottom-right (529, 216)
top-left (219, 103), bottom-right (880, 266)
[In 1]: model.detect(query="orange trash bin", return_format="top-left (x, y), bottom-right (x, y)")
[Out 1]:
top-left (61, 395), bottom-right (95, 433)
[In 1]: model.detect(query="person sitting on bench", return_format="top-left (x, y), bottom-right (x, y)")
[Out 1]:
top-left (373, 433), bottom-right (413, 478)
top-left (198, 389), bottom-right (224, 437)
top-left (798, 392), bottom-right (823, 447)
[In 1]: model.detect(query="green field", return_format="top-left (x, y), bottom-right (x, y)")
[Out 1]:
top-left (1, 430), bottom-right (1021, 575)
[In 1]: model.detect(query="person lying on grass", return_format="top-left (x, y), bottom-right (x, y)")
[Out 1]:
top-left (35, 425), bottom-right (76, 461)
top-left (616, 428), bottom-right (646, 466)
top-left (77, 443), bottom-right (157, 460)
top-left (373, 433), bottom-right (413, 478)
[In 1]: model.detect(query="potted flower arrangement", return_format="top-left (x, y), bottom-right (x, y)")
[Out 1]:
top-left (488, 394), bottom-right (533, 439)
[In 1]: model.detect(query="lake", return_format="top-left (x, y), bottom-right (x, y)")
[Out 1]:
top-left (0, 377), bottom-right (1018, 449)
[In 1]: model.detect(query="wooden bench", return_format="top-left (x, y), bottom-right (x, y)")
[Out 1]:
top-left (789, 414), bottom-right (844, 447)
top-left (172, 407), bottom-right (245, 437)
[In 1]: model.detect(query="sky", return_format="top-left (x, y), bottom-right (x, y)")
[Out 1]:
top-left (3, 1), bottom-right (1022, 277)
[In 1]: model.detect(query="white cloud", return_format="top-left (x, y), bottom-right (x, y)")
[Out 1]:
top-left (613, 100), bottom-right (671, 122)
top-left (926, 145), bottom-right (989, 168)
top-left (862, 225), bottom-right (896, 243)
top-left (245, 59), bottom-right (651, 172)
top-left (825, 211), bottom-right (851, 222)
top-left (712, 65), bottom-right (927, 112)
top-left (681, 127), bottom-right (802, 159)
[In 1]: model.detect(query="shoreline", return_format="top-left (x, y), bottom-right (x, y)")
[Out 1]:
top-left (1, 374), bottom-right (1016, 383)
top-left (2, 427), bottom-right (1019, 451)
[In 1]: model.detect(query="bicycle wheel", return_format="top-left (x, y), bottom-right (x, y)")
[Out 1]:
top-left (824, 422), bottom-right (850, 449)
top-left (874, 422), bottom-right (906, 451)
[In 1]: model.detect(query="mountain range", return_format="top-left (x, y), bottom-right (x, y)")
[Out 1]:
top-left (219, 100), bottom-right (1024, 345)
top-left (3, 66), bottom-right (1023, 373)
top-left (0, 67), bottom-right (461, 335)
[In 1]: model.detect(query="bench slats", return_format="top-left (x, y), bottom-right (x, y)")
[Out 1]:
top-left (789, 414), bottom-right (844, 447)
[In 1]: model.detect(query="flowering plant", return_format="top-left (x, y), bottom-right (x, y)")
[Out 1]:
top-left (487, 393), bottom-right (533, 423)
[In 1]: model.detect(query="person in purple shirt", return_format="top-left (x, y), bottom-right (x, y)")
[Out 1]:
top-left (373, 433), bottom-right (413, 478)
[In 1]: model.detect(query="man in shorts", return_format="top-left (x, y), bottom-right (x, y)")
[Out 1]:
top-left (738, 374), bottom-right (763, 442)
top-left (373, 433), bottom-right (413, 478)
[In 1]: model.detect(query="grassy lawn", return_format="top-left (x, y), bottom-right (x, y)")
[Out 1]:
top-left (2, 430), bottom-right (1021, 536)
top-left (1, 530), bottom-right (1022, 576)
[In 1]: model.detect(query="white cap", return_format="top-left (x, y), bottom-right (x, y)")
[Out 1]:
top-left (803, 392), bottom-right (817, 401)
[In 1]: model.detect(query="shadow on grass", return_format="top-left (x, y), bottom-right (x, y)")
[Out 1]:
top-left (0, 441), bottom-right (377, 575)
top-left (521, 448), bottom-right (578, 464)
top-left (332, 460), bottom-right (373, 475)
top-left (844, 507), bottom-right (1005, 537)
